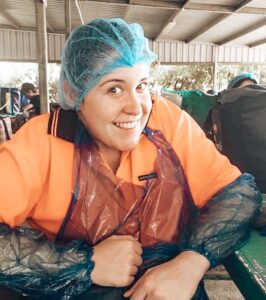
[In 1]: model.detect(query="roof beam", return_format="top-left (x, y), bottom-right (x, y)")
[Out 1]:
top-left (80, 0), bottom-right (266, 15)
top-left (0, 8), bottom-right (20, 29)
top-left (123, 0), bottom-right (133, 20)
top-left (185, 1), bottom-right (255, 14)
top-left (154, 0), bottom-right (192, 41)
top-left (240, 7), bottom-right (266, 14)
top-left (218, 18), bottom-right (266, 45)
top-left (65, 0), bottom-right (72, 36)
top-left (81, 0), bottom-right (182, 10)
top-left (186, 0), bottom-right (253, 43)
top-left (0, 3), bottom-right (54, 32)
top-left (75, 0), bottom-right (84, 25)
top-left (186, 14), bottom-right (228, 43)
top-left (45, 3), bottom-right (55, 32)
top-left (46, 21), bottom-right (54, 32)
top-left (249, 38), bottom-right (266, 48)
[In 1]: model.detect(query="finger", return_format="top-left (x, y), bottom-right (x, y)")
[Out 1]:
top-left (123, 278), bottom-right (141, 298)
top-left (130, 265), bottom-right (139, 275)
top-left (126, 283), bottom-right (147, 300)
top-left (134, 243), bottom-right (143, 255)
top-left (112, 235), bottom-right (142, 249)
top-left (133, 254), bottom-right (143, 267)
top-left (123, 287), bottom-right (133, 297)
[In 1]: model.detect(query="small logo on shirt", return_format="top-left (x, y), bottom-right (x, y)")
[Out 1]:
top-left (138, 172), bottom-right (157, 181)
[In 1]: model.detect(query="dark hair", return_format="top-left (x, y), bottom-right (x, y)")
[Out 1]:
top-left (21, 82), bottom-right (36, 94)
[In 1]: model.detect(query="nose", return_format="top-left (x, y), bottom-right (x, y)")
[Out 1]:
top-left (124, 91), bottom-right (142, 115)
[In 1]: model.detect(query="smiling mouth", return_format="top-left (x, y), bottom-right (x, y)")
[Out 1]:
top-left (113, 120), bottom-right (139, 129)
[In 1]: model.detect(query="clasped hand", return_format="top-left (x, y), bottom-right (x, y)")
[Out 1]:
top-left (91, 236), bottom-right (210, 300)
top-left (91, 235), bottom-right (143, 287)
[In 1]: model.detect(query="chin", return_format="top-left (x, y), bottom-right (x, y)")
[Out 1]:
top-left (118, 141), bottom-right (139, 152)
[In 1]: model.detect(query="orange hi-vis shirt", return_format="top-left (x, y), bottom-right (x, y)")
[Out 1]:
top-left (0, 96), bottom-right (241, 239)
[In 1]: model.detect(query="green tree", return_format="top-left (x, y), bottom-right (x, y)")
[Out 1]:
top-left (152, 63), bottom-right (266, 93)
top-left (153, 64), bottom-right (213, 91)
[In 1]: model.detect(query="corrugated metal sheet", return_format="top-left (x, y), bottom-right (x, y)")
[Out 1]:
top-left (0, 30), bottom-right (36, 61)
top-left (47, 33), bottom-right (65, 62)
top-left (0, 30), bottom-right (65, 62)
top-left (0, 30), bottom-right (265, 64)
top-left (150, 41), bottom-right (266, 64)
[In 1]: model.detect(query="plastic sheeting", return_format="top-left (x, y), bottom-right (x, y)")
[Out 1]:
top-left (0, 224), bottom-right (94, 298)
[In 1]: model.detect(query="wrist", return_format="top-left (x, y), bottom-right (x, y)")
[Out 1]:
top-left (174, 251), bottom-right (210, 279)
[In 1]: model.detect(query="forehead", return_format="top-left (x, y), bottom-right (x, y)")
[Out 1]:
top-left (98, 64), bottom-right (150, 84)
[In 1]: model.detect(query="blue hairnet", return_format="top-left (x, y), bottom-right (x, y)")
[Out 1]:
top-left (227, 72), bottom-right (258, 89)
top-left (58, 18), bottom-right (157, 110)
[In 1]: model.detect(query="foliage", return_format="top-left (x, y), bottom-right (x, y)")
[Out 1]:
top-left (151, 64), bottom-right (213, 91)
top-left (152, 63), bottom-right (266, 93)
top-left (1, 62), bottom-right (266, 101)
top-left (217, 64), bottom-right (266, 90)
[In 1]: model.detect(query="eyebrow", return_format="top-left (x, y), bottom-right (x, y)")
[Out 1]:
top-left (99, 77), bottom-right (150, 87)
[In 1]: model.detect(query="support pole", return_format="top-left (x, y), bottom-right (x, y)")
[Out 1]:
top-left (35, 0), bottom-right (49, 113)
top-left (65, 0), bottom-right (71, 38)
top-left (212, 45), bottom-right (219, 91)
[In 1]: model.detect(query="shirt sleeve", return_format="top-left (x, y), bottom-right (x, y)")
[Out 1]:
top-left (151, 97), bottom-right (241, 207)
top-left (0, 223), bottom-right (94, 297)
top-left (181, 173), bottom-right (262, 267)
top-left (173, 109), bottom-right (241, 207)
top-left (0, 115), bottom-right (50, 226)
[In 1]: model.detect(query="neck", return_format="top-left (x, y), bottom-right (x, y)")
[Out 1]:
top-left (98, 145), bottom-right (122, 173)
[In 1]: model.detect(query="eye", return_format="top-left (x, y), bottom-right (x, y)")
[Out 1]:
top-left (137, 82), bottom-right (149, 92)
top-left (108, 86), bottom-right (122, 94)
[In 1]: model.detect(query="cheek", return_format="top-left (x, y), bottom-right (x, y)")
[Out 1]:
top-left (143, 96), bottom-right (152, 114)
top-left (78, 106), bottom-right (96, 130)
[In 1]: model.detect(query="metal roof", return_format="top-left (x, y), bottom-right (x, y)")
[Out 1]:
top-left (0, 0), bottom-right (266, 64)
top-left (0, 0), bottom-right (265, 47)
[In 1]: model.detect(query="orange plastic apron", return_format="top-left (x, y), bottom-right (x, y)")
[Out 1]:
top-left (57, 128), bottom-right (194, 247)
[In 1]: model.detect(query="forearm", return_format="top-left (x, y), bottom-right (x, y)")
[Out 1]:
top-left (0, 223), bottom-right (94, 297)
top-left (182, 173), bottom-right (262, 267)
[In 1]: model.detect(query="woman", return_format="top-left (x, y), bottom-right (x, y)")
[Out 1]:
top-left (0, 18), bottom-right (261, 299)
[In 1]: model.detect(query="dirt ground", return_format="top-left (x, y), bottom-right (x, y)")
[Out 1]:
top-left (205, 280), bottom-right (244, 300)
top-left (204, 265), bottom-right (244, 300)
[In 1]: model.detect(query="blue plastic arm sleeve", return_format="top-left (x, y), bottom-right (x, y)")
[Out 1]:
top-left (182, 173), bottom-right (262, 268)
top-left (0, 224), bottom-right (94, 298)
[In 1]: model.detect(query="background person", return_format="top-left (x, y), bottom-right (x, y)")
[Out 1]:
top-left (0, 18), bottom-right (261, 300)
top-left (21, 82), bottom-right (41, 116)
top-left (227, 72), bottom-right (258, 89)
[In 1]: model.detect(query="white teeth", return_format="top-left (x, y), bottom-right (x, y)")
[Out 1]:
top-left (114, 120), bottom-right (138, 129)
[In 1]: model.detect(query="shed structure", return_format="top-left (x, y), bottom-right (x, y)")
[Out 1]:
top-left (0, 0), bottom-right (266, 111)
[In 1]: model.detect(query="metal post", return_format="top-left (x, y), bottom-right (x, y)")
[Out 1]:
top-left (65, 0), bottom-right (71, 38)
top-left (35, 0), bottom-right (49, 113)
top-left (212, 45), bottom-right (219, 91)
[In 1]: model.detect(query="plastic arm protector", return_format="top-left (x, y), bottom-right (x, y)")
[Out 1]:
top-left (182, 173), bottom-right (262, 268)
top-left (0, 224), bottom-right (94, 298)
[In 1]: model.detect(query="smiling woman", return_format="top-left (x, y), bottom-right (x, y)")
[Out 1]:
top-left (78, 64), bottom-right (152, 170)
top-left (0, 17), bottom-right (261, 300)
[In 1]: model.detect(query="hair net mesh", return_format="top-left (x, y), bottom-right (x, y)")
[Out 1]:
top-left (58, 18), bottom-right (157, 110)
top-left (227, 72), bottom-right (258, 89)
